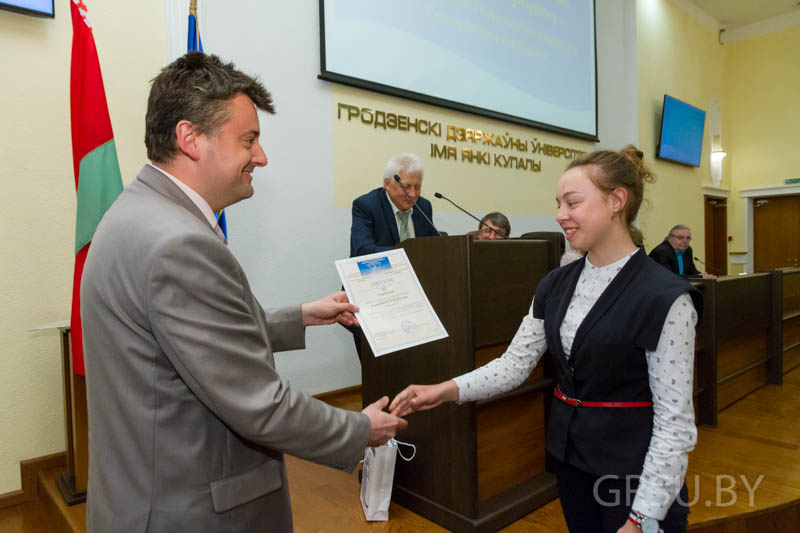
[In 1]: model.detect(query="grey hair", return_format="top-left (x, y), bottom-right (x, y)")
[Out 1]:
top-left (666, 224), bottom-right (690, 240)
top-left (479, 212), bottom-right (510, 236)
top-left (383, 153), bottom-right (423, 182)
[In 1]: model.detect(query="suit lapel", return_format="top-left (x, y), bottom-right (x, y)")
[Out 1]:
top-left (411, 207), bottom-right (428, 236)
top-left (137, 165), bottom-right (214, 233)
top-left (664, 241), bottom-right (679, 272)
top-left (379, 190), bottom-right (401, 244)
top-left (569, 248), bottom-right (646, 358)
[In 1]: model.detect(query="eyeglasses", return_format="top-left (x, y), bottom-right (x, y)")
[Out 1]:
top-left (479, 226), bottom-right (507, 238)
top-left (669, 234), bottom-right (692, 242)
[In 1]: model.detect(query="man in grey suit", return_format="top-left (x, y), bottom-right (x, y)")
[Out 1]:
top-left (80, 52), bottom-right (406, 532)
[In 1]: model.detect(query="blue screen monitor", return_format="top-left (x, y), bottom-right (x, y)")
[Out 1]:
top-left (656, 95), bottom-right (706, 167)
top-left (0, 0), bottom-right (54, 17)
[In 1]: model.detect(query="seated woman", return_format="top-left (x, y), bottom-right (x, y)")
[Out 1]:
top-left (391, 146), bottom-right (701, 533)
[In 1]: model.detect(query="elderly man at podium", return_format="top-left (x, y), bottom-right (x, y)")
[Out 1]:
top-left (349, 153), bottom-right (439, 257)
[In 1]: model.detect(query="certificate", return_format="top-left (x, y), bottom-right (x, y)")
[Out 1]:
top-left (335, 249), bottom-right (448, 357)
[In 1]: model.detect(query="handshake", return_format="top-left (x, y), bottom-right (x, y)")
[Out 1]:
top-left (303, 292), bottom-right (459, 446)
top-left (360, 380), bottom-right (459, 446)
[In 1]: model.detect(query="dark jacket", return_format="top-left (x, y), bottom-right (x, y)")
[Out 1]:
top-left (533, 249), bottom-right (701, 476)
top-left (349, 187), bottom-right (437, 257)
top-left (649, 239), bottom-right (701, 277)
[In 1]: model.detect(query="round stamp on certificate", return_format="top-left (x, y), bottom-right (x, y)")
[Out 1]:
top-left (401, 320), bottom-right (416, 334)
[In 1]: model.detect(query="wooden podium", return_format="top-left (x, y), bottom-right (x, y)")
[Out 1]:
top-left (359, 235), bottom-right (559, 532)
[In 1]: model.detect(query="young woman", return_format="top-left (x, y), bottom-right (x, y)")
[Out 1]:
top-left (390, 146), bottom-right (701, 533)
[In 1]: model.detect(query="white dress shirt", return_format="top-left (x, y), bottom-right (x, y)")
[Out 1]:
top-left (148, 163), bottom-right (219, 230)
top-left (453, 251), bottom-right (698, 520)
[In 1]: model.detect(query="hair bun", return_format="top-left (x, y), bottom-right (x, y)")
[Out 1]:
top-left (620, 145), bottom-right (654, 183)
top-left (620, 144), bottom-right (644, 166)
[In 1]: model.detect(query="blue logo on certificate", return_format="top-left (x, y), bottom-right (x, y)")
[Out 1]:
top-left (357, 257), bottom-right (391, 275)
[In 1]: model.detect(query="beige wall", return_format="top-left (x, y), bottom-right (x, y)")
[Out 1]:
top-left (1, 0), bottom-right (794, 498)
top-left (638, 0), bottom-right (800, 272)
top-left (331, 84), bottom-right (594, 219)
top-left (725, 25), bottom-right (800, 254)
top-left (636, 0), bottom-right (728, 255)
top-left (0, 4), bottom-right (165, 494)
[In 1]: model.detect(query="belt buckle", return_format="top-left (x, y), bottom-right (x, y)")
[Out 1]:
top-left (575, 398), bottom-right (582, 407)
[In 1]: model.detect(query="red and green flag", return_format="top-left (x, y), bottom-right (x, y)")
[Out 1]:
top-left (69, 0), bottom-right (123, 375)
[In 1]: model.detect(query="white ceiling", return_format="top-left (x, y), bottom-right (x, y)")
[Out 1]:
top-left (688, 0), bottom-right (800, 29)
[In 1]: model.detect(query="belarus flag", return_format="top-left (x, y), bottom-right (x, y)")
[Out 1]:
top-left (69, 0), bottom-right (123, 375)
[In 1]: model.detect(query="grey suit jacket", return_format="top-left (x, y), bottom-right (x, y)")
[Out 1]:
top-left (81, 165), bottom-right (370, 532)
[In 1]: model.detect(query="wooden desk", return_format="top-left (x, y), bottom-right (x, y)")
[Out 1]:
top-left (780, 268), bottom-right (800, 375)
top-left (359, 236), bottom-right (559, 533)
top-left (694, 273), bottom-right (783, 421)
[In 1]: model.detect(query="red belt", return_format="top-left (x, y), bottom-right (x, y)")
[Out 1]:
top-left (554, 385), bottom-right (653, 408)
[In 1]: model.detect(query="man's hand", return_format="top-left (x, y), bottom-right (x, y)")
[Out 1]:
top-left (701, 271), bottom-right (717, 279)
top-left (362, 396), bottom-right (408, 446)
top-left (389, 381), bottom-right (459, 417)
top-left (301, 291), bottom-right (359, 327)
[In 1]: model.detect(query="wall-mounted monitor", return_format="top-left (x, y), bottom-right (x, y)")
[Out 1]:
top-left (319, 0), bottom-right (598, 141)
top-left (656, 94), bottom-right (706, 167)
top-left (0, 0), bottom-right (54, 17)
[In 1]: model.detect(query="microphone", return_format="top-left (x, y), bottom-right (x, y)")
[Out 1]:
top-left (393, 175), bottom-right (441, 236)
top-left (434, 191), bottom-right (508, 239)
top-left (694, 256), bottom-right (721, 276)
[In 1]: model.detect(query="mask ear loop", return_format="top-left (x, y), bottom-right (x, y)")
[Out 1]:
top-left (391, 439), bottom-right (416, 461)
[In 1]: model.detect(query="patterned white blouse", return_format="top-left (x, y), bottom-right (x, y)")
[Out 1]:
top-left (453, 250), bottom-right (698, 520)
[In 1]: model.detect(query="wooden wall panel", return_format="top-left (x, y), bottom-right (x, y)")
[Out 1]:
top-left (476, 392), bottom-right (546, 502)
top-left (782, 269), bottom-right (800, 315)
top-left (717, 333), bottom-right (768, 380)
top-left (715, 275), bottom-right (772, 341)
top-left (717, 363), bottom-right (769, 411)
top-left (470, 240), bottom-right (552, 348)
top-left (783, 344), bottom-right (800, 375)
top-left (782, 315), bottom-right (800, 349)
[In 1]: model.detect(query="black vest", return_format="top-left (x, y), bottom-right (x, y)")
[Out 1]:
top-left (533, 249), bottom-right (701, 476)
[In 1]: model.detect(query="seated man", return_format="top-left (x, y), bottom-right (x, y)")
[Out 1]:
top-left (475, 211), bottom-right (510, 240)
top-left (350, 153), bottom-right (437, 257)
top-left (649, 224), bottom-right (717, 279)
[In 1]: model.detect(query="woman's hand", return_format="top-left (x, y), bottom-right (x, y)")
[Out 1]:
top-left (389, 380), bottom-right (459, 417)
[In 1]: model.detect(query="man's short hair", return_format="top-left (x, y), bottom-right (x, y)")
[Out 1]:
top-left (145, 52), bottom-right (274, 163)
top-left (383, 153), bottom-right (423, 182)
top-left (480, 212), bottom-right (510, 237)
top-left (667, 224), bottom-right (691, 240)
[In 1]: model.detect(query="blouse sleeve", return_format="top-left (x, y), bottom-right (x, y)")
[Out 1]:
top-left (453, 298), bottom-right (548, 404)
top-left (632, 292), bottom-right (698, 519)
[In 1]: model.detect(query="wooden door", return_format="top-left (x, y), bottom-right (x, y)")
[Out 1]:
top-left (704, 196), bottom-right (728, 276)
top-left (753, 195), bottom-right (800, 271)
